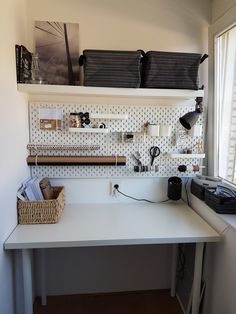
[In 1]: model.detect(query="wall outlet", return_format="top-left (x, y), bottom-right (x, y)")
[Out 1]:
top-left (109, 180), bottom-right (121, 197)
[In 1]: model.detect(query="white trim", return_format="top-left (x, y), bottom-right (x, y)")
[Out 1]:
top-left (216, 22), bottom-right (236, 38)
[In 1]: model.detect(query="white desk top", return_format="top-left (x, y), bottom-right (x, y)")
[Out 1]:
top-left (4, 201), bottom-right (220, 250)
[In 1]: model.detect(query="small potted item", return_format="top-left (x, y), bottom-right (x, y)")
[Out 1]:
top-left (69, 113), bottom-right (81, 128)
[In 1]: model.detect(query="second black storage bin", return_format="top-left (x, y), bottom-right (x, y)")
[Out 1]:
top-left (141, 51), bottom-right (207, 90)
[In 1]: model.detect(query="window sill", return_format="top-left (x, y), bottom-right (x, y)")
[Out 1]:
top-left (189, 193), bottom-right (236, 233)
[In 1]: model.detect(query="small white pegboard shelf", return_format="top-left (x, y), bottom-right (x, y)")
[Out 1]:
top-left (29, 101), bottom-right (205, 178)
top-left (167, 153), bottom-right (205, 159)
top-left (90, 113), bottom-right (128, 119)
top-left (69, 127), bottom-right (109, 133)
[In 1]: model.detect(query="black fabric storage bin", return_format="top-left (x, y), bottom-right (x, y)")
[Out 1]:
top-left (142, 51), bottom-right (206, 90)
top-left (205, 187), bottom-right (236, 214)
top-left (190, 176), bottom-right (221, 201)
top-left (191, 179), bottom-right (206, 200)
top-left (79, 50), bottom-right (143, 88)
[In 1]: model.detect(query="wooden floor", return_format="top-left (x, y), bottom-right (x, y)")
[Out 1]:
top-left (34, 290), bottom-right (183, 314)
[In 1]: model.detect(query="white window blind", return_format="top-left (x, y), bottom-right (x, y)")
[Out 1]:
top-left (216, 25), bottom-right (236, 184)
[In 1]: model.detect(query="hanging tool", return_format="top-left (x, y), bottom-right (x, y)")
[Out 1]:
top-left (149, 146), bottom-right (161, 166)
top-left (132, 151), bottom-right (142, 166)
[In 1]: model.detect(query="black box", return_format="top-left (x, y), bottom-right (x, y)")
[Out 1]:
top-left (205, 186), bottom-right (236, 214)
top-left (191, 179), bottom-right (205, 200)
top-left (141, 51), bottom-right (207, 90)
top-left (190, 176), bottom-right (221, 201)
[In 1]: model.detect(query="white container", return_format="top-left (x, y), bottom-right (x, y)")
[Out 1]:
top-left (189, 124), bottom-right (202, 137)
top-left (160, 124), bottom-right (171, 137)
top-left (147, 124), bottom-right (160, 137)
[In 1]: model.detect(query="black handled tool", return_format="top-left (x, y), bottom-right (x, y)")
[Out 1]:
top-left (149, 146), bottom-right (160, 166)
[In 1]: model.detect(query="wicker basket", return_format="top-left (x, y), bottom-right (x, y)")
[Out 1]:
top-left (18, 187), bottom-right (65, 224)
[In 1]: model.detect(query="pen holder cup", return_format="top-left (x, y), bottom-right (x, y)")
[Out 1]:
top-left (167, 177), bottom-right (182, 200)
top-left (17, 187), bottom-right (65, 224)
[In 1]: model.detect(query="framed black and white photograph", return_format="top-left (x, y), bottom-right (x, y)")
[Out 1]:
top-left (35, 21), bottom-right (80, 85)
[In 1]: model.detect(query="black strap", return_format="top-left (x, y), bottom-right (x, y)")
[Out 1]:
top-left (137, 49), bottom-right (146, 63)
top-left (78, 54), bottom-right (86, 66)
top-left (200, 54), bottom-right (208, 64)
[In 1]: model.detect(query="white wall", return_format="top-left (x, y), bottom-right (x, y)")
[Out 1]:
top-left (24, 0), bottom-right (212, 296)
top-left (212, 0), bottom-right (236, 23)
top-left (190, 194), bottom-right (236, 314)
top-left (0, 1), bottom-right (30, 314)
top-left (204, 227), bottom-right (236, 314)
top-left (26, 0), bottom-right (210, 53)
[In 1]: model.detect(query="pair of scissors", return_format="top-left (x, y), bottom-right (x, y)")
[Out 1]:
top-left (149, 146), bottom-right (161, 166)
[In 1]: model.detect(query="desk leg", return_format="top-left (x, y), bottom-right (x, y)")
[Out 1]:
top-left (170, 244), bottom-right (178, 297)
top-left (191, 242), bottom-right (204, 314)
top-left (39, 249), bottom-right (47, 305)
top-left (22, 249), bottom-right (33, 314)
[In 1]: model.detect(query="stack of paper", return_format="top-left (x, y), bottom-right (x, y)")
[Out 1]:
top-left (17, 176), bottom-right (44, 201)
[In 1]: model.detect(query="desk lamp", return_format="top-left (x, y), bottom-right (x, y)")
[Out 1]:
top-left (179, 97), bottom-right (203, 130)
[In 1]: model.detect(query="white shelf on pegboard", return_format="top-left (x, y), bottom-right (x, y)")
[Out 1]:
top-left (90, 113), bottom-right (128, 120)
top-left (68, 127), bottom-right (109, 134)
top-left (167, 153), bottom-right (205, 159)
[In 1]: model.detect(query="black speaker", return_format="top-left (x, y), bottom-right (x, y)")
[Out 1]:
top-left (168, 177), bottom-right (182, 200)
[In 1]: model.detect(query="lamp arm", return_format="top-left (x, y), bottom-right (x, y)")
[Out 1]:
top-left (195, 97), bottom-right (203, 113)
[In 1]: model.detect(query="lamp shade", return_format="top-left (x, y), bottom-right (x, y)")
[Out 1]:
top-left (179, 111), bottom-right (200, 130)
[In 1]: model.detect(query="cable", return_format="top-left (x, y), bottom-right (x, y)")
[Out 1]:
top-left (185, 177), bottom-right (190, 206)
top-left (114, 185), bottom-right (169, 204)
top-left (177, 244), bottom-right (186, 280)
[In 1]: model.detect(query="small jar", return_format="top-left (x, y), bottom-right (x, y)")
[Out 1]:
top-left (69, 113), bottom-right (81, 128)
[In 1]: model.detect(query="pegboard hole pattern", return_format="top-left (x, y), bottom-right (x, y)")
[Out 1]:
top-left (29, 102), bottom-right (205, 178)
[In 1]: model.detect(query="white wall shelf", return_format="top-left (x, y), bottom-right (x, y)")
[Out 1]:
top-left (167, 153), bottom-right (205, 158)
top-left (90, 113), bottom-right (128, 120)
top-left (69, 127), bottom-right (109, 134)
top-left (18, 83), bottom-right (204, 99)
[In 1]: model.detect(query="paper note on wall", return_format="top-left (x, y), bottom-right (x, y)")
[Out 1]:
top-left (39, 108), bottom-right (63, 130)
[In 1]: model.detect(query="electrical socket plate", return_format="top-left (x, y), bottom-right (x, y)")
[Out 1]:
top-left (109, 180), bottom-right (121, 196)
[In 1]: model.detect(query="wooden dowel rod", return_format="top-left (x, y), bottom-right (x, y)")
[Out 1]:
top-left (27, 155), bottom-right (126, 166)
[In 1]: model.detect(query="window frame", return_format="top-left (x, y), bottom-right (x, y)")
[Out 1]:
top-left (208, 6), bottom-right (236, 185)
top-left (214, 23), bottom-right (236, 184)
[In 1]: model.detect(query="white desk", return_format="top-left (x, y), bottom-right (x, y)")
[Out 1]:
top-left (4, 201), bottom-right (220, 314)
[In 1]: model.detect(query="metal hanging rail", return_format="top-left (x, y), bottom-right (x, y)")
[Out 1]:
top-left (27, 144), bottom-right (101, 151)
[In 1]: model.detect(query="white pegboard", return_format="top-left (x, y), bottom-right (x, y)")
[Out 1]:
top-left (29, 102), bottom-right (205, 178)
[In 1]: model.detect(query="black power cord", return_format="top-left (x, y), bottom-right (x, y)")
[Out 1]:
top-left (184, 177), bottom-right (190, 206)
top-left (114, 184), bottom-right (169, 204)
top-left (181, 177), bottom-right (190, 205)
top-left (177, 244), bottom-right (186, 280)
